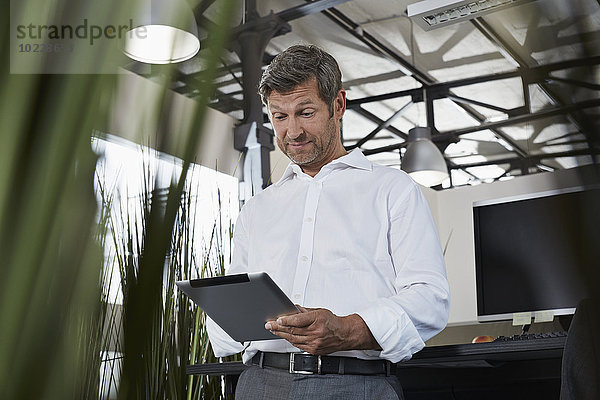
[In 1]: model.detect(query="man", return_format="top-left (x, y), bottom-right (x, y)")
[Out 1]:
top-left (207, 44), bottom-right (450, 400)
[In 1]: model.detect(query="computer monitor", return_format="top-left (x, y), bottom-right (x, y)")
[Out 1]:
top-left (473, 186), bottom-right (600, 323)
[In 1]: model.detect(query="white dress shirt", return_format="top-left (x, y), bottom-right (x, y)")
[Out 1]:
top-left (207, 149), bottom-right (450, 364)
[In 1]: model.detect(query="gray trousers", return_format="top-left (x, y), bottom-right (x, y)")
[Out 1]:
top-left (235, 365), bottom-right (405, 400)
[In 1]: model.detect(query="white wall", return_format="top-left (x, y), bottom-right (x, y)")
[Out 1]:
top-left (428, 166), bottom-right (599, 325)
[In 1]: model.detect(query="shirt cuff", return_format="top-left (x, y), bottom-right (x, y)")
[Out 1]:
top-left (356, 299), bottom-right (425, 363)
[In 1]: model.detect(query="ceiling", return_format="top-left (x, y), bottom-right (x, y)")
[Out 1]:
top-left (130, 0), bottom-right (600, 189)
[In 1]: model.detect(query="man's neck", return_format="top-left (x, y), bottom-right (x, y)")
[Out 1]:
top-left (301, 147), bottom-right (349, 177)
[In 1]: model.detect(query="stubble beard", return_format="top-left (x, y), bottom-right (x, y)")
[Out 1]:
top-left (278, 117), bottom-right (338, 167)
top-left (279, 136), bottom-right (319, 165)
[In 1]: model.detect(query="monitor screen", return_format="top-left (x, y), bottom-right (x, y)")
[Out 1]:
top-left (473, 186), bottom-right (600, 322)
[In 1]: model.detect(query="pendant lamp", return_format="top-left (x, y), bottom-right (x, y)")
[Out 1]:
top-left (401, 127), bottom-right (449, 187)
top-left (124, 0), bottom-right (200, 64)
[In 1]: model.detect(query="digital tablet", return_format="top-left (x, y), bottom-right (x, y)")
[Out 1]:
top-left (176, 272), bottom-right (299, 342)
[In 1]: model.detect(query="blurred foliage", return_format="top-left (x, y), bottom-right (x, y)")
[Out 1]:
top-left (96, 159), bottom-right (239, 399)
top-left (0, 48), bottom-right (114, 400)
top-left (0, 0), bottom-right (236, 398)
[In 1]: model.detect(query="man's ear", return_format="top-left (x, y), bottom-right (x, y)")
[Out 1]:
top-left (335, 89), bottom-right (346, 120)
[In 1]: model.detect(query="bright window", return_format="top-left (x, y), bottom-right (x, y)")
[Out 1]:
top-left (92, 133), bottom-right (239, 305)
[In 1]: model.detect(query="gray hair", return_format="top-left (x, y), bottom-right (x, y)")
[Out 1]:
top-left (258, 44), bottom-right (343, 117)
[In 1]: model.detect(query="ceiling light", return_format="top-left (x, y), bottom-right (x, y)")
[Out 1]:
top-left (124, 0), bottom-right (200, 64)
top-left (401, 127), bottom-right (449, 187)
top-left (407, 0), bottom-right (536, 31)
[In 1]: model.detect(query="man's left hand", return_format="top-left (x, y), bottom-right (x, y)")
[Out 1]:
top-left (264, 306), bottom-right (381, 355)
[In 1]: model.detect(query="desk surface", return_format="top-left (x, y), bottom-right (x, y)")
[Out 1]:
top-left (403, 335), bottom-right (566, 367)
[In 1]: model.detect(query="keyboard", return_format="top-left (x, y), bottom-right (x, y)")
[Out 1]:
top-left (493, 331), bottom-right (568, 342)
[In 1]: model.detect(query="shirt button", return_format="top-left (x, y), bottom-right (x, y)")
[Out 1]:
top-left (301, 256), bottom-right (308, 262)
top-left (294, 294), bottom-right (301, 300)
top-left (305, 217), bottom-right (313, 223)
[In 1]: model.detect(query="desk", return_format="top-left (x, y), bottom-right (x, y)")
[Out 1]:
top-left (397, 336), bottom-right (565, 399)
top-left (187, 336), bottom-right (566, 399)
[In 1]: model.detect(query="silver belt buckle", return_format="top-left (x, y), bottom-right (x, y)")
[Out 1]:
top-left (289, 353), bottom-right (321, 374)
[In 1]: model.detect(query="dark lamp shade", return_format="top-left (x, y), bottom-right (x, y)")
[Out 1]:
top-left (124, 0), bottom-right (200, 64)
top-left (401, 127), bottom-right (449, 187)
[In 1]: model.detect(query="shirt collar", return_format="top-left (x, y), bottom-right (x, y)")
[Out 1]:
top-left (274, 148), bottom-right (372, 186)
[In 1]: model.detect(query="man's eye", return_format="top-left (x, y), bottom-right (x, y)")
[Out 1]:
top-left (273, 115), bottom-right (287, 121)
top-left (301, 111), bottom-right (314, 117)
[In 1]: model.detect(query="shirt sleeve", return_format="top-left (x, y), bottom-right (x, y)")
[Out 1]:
top-left (206, 316), bottom-right (245, 357)
top-left (356, 180), bottom-right (450, 363)
top-left (205, 201), bottom-right (252, 357)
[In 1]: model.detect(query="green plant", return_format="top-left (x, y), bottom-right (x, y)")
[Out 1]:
top-left (0, 0), bottom-right (236, 397)
top-left (0, 39), bottom-right (114, 400)
top-left (97, 152), bottom-right (240, 399)
top-left (110, 2), bottom-right (237, 397)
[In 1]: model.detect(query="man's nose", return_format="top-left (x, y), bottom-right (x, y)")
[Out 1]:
top-left (286, 117), bottom-right (303, 140)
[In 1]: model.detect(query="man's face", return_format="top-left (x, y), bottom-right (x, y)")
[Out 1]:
top-left (267, 78), bottom-right (346, 174)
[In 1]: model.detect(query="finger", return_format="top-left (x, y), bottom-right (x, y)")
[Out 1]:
top-left (268, 307), bottom-right (302, 330)
top-left (265, 319), bottom-right (307, 332)
top-left (269, 329), bottom-right (310, 346)
top-left (268, 321), bottom-right (307, 336)
top-left (295, 305), bottom-right (322, 313)
top-left (283, 309), bottom-right (302, 317)
top-left (277, 312), bottom-right (316, 327)
top-left (298, 306), bottom-right (320, 312)
top-left (265, 308), bottom-right (301, 329)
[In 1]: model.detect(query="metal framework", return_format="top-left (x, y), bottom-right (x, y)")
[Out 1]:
top-left (130, 0), bottom-right (600, 189)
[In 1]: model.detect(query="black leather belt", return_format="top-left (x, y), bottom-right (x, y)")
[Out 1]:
top-left (251, 351), bottom-right (395, 376)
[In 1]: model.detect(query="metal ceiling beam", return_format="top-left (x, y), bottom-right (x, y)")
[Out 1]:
top-left (195, 13), bottom-right (220, 33)
top-left (298, 4), bottom-right (528, 175)
top-left (314, 8), bottom-right (530, 162)
top-left (449, 98), bottom-right (600, 137)
top-left (343, 52), bottom-right (600, 160)
top-left (205, 90), bottom-right (244, 113)
top-left (228, 0), bottom-right (353, 37)
top-left (348, 101), bottom-right (413, 150)
top-left (349, 107), bottom-right (408, 140)
top-left (185, 2), bottom-right (599, 188)
top-left (449, 148), bottom-right (600, 170)
top-left (446, 94), bottom-right (526, 117)
top-left (211, 53), bottom-right (275, 78)
top-left (343, 70), bottom-right (406, 88)
top-left (345, 75), bottom-right (529, 158)
top-left (544, 76), bottom-right (600, 92)
top-left (193, 0), bottom-right (218, 20)
top-left (321, 7), bottom-right (434, 85)
top-left (194, 1), bottom-right (351, 79)
top-left (471, 18), bottom-right (598, 159)
top-left (347, 87), bottom-right (419, 109)
top-left (357, 98), bottom-right (600, 156)
top-left (470, 18), bottom-right (527, 67)
top-left (346, 56), bottom-right (600, 108)
top-left (198, 53), bottom-right (600, 107)
top-left (277, 0), bottom-right (354, 22)
top-left (452, 99), bottom-right (600, 136)
top-left (451, 97), bottom-right (529, 159)
top-left (361, 131), bottom-right (458, 156)
top-left (361, 142), bottom-right (407, 156)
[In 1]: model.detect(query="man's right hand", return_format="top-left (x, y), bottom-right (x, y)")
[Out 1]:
top-left (265, 306), bottom-right (380, 355)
